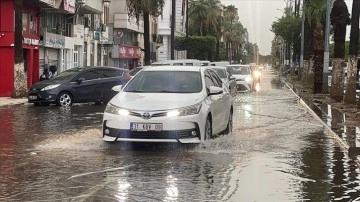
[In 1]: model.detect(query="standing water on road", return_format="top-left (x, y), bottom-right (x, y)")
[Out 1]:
top-left (1, 70), bottom-right (360, 201)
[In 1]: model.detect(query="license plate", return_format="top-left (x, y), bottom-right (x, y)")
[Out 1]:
top-left (130, 123), bottom-right (163, 131)
top-left (29, 95), bottom-right (37, 100)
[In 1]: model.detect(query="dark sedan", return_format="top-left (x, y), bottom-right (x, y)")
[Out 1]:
top-left (28, 66), bottom-right (131, 106)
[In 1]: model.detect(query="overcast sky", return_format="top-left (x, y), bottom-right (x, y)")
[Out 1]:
top-left (220, 0), bottom-right (353, 55)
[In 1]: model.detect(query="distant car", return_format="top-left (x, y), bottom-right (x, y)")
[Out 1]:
top-left (151, 59), bottom-right (203, 66)
top-left (28, 66), bottom-right (131, 106)
top-left (208, 66), bottom-right (237, 97)
top-left (210, 61), bottom-right (230, 66)
top-left (226, 65), bottom-right (253, 92)
top-left (102, 65), bottom-right (233, 144)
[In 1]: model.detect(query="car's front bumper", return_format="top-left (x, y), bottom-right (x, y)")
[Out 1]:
top-left (28, 89), bottom-right (58, 103)
top-left (102, 112), bottom-right (203, 143)
top-left (235, 80), bottom-right (252, 91)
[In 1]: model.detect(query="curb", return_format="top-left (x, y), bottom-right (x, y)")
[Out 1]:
top-left (0, 98), bottom-right (28, 108)
top-left (281, 78), bottom-right (360, 166)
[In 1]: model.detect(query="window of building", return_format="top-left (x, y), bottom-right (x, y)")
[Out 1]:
top-left (22, 13), bottom-right (28, 32)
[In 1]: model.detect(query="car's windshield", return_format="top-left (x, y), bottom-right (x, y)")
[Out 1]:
top-left (124, 71), bottom-right (202, 93)
top-left (227, 66), bottom-right (250, 75)
top-left (213, 69), bottom-right (227, 78)
top-left (51, 68), bottom-right (82, 80)
top-left (129, 67), bottom-right (143, 76)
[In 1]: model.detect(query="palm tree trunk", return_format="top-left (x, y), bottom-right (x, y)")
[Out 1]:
top-left (344, 0), bottom-right (360, 104)
top-left (330, 19), bottom-right (347, 102)
top-left (144, 11), bottom-right (151, 65)
top-left (302, 7), bottom-right (314, 82)
top-left (12, 0), bottom-right (27, 98)
top-left (216, 36), bottom-right (220, 61)
top-left (312, 25), bottom-right (324, 94)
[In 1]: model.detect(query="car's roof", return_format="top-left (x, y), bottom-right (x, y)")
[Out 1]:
top-left (226, 64), bottom-right (250, 67)
top-left (207, 66), bottom-right (227, 70)
top-left (142, 65), bottom-right (203, 72)
top-left (82, 66), bottom-right (128, 71)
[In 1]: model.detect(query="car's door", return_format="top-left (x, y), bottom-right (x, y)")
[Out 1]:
top-left (209, 70), bottom-right (231, 132)
top-left (205, 70), bottom-right (223, 134)
top-left (95, 68), bottom-right (127, 102)
top-left (226, 69), bottom-right (237, 97)
top-left (72, 70), bottom-right (104, 102)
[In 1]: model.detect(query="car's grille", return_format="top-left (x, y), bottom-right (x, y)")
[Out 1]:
top-left (129, 111), bottom-right (168, 118)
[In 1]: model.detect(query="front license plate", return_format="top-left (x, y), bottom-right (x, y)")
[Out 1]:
top-left (29, 95), bottom-right (37, 100)
top-left (130, 123), bottom-right (163, 131)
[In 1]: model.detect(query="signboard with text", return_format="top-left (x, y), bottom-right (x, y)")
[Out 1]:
top-left (64, 0), bottom-right (76, 13)
top-left (118, 45), bottom-right (141, 59)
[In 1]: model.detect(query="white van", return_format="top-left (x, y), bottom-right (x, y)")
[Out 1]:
top-left (200, 60), bottom-right (210, 66)
top-left (210, 61), bottom-right (230, 66)
top-left (151, 59), bottom-right (203, 66)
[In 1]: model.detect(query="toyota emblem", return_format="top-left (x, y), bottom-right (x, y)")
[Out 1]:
top-left (141, 112), bottom-right (151, 119)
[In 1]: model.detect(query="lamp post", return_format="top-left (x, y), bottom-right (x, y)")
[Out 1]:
top-left (171, 0), bottom-right (176, 60)
top-left (322, 0), bottom-right (332, 93)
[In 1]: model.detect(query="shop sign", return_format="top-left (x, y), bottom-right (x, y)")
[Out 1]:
top-left (94, 31), bottom-right (100, 40)
top-left (118, 45), bottom-right (141, 59)
top-left (23, 38), bottom-right (39, 46)
top-left (64, 0), bottom-right (76, 13)
top-left (73, 24), bottom-right (84, 39)
top-left (44, 34), bottom-right (65, 48)
top-left (114, 29), bottom-right (123, 38)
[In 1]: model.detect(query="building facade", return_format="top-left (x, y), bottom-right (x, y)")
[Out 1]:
top-left (157, 0), bottom-right (187, 61)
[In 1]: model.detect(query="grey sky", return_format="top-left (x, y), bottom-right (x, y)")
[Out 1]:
top-left (220, 0), bottom-right (353, 55)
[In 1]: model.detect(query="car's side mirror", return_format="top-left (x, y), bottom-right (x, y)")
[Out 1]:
top-left (77, 78), bottom-right (85, 84)
top-left (112, 85), bottom-right (123, 92)
top-left (208, 86), bottom-right (223, 95)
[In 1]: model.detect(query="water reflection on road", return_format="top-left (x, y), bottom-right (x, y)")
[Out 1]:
top-left (1, 70), bottom-right (360, 201)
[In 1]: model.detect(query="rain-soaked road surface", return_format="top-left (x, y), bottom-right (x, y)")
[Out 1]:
top-left (1, 69), bottom-right (360, 202)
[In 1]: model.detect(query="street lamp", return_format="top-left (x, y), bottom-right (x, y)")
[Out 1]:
top-left (103, 0), bottom-right (110, 7)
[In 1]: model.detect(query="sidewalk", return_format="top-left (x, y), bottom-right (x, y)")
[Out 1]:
top-left (0, 97), bottom-right (27, 107)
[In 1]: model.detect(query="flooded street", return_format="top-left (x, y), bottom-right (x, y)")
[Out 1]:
top-left (1, 70), bottom-right (360, 201)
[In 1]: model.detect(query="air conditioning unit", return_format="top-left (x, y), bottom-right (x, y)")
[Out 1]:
top-left (77, 0), bottom-right (86, 6)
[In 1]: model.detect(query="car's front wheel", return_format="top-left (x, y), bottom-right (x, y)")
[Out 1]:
top-left (204, 116), bottom-right (212, 140)
top-left (57, 92), bottom-right (73, 106)
top-left (225, 110), bottom-right (233, 134)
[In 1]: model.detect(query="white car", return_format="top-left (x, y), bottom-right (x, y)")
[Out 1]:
top-left (226, 65), bottom-right (253, 92)
top-left (102, 66), bottom-right (233, 143)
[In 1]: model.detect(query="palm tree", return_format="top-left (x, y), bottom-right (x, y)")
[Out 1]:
top-left (223, 5), bottom-right (238, 63)
top-left (12, 0), bottom-right (28, 98)
top-left (344, 0), bottom-right (360, 104)
top-left (302, 0), bottom-right (315, 83)
top-left (305, 0), bottom-right (327, 93)
top-left (330, 0), bottom-right (350, 102)
top-left (126, 0), bottom-right (165, 65)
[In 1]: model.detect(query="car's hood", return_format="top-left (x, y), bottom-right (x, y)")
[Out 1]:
top-left (232, 74), bottom-right (250, 79)
top-left (30, 79), bottom-right (66, 90)
top-left (110, 92), bottom-right (205, 111)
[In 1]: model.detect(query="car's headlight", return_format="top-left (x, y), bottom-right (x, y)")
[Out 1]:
top-left (245, 76), bottom-right (252, 83)
top-left (167, 103), bottom-right (202, 117)
top-left (41, 84), bottom-right (60, 91)
top-left (105, 103), bottom-right (129, 116)
top-left (254, 71), bottom-right (261, 78)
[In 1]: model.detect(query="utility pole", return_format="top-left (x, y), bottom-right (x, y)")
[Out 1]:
top-left (299, 0), bottom-right (305, 80)
top-left (322, 0), bottom-right (332, 93)
top-left (186, 0), bottom-right (189, 37)
top-left (171, 0), bottom-right (176, 60)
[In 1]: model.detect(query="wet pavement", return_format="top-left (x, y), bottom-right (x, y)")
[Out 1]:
top-left (1, 70), bottom-right (360, 201)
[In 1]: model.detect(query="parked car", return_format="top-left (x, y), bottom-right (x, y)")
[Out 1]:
top-left (129, 66), bottom-right (151, 77)
top-left (102, 65), bottom-right (233, 143)
top-left (151, 59), bottom-right (203, 66)
top-left (226, 65), bottom-right (253, 92)
top-left (28, 66), bottom-right (131, 106)
top-left (210, 61), bottom-right (230, 66)
top-left (208, 66), bottom-right (237, 97)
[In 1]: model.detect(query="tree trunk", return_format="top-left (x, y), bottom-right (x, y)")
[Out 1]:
top-left (226, 40), bottom-right (229, 63)
top-left (303, 60), bottom-right (310, 82)
top-left (330, 58), bottom-right (344, 101)
top-left (312, 25), bottom-right (324, 94)
top-left (215, 36), bottom-right (220, 61)
top-left (345, 0), bottom-right (360, 104)
top-left (144, 11), bottom-right (151, 65)
top-left (12, 0), bottom-right (27, 98)
top-left (302, 7), bottom-right (314, 82)
top-left (331, 17), bottom-right (347, 102)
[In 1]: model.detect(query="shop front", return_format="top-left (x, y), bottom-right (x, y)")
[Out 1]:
top-left (39, 32), bottom-right (65, 74)
top-left (22, 5), bottom-right (41, 88)
top-left (111, 45), bottom-right (142, 69)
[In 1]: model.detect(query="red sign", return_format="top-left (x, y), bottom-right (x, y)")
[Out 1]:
top-left (119, 45), bottom-right (142, 59)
